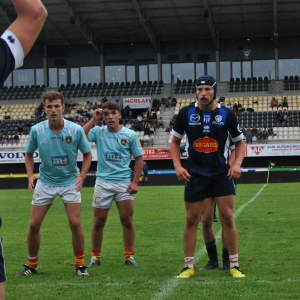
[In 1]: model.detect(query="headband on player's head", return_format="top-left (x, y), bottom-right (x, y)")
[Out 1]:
top-left (195, 75), bottom-right (217, 104)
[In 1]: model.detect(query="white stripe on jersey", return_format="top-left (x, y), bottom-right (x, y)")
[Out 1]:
top-left (35, 123), bottom-right (45, 135)
top-left (67, 121), bottom-right (78, 134)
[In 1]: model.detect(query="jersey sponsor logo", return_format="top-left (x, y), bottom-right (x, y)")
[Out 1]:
top-left (52, 155), bottom-right (69, 167)
top-left (66, 136), bottom-right (72, 144)
top-left (189, 114), bottom-right (201, 125)
top-left (212, 115), bottom-right (224, 126)
top-left (250, 146), bottom-right (265, 155)
top-left (121, 139), bottom-right (127, 146)
top-left (237, 124), bottom-right (243, 133)
top-left (106, 151), bottom-right (122, 163)
top-left (203, 125), bottom-right (210, 133)
top-left (193, 137), bottom-right (218, 153)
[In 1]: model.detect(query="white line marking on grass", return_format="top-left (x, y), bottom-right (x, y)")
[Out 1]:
top-left (150, 184), bottom-right (267, 300)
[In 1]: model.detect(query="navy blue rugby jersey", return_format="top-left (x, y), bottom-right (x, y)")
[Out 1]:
top-left (0, 37), bottom-right (15, 85)
top-left (0, 30), bottom-right (24, 85)
top-left (172, 102), bottom-right (243, 177)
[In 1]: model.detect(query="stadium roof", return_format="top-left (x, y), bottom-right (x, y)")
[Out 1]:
top-left (1, 0), bottom-right (300, 53)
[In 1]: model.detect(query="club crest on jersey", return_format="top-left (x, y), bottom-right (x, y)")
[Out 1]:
top-left (212, 115), bottom-right (224, 126)
top-left (66, 136), bottom-right (72, 144)
top-left (193, 136), bottom-right (218, 153)
top-left (121, 139), bottom-right (127, 146)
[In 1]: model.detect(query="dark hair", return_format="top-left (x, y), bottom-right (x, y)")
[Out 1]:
top-left (102, 102), bottom-right (121, 112)
top-left (43, 91), bottom-right (64, 105)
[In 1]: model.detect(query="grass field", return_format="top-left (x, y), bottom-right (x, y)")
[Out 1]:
top-left (1, 183), bottom-right (300, 300)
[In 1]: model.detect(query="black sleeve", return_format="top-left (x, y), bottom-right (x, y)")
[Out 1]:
top-left (0, 38), bottom-right (15, 85)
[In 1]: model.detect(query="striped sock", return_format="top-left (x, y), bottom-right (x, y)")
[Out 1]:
top-left (91, 249), bottom-right (101, 261)
top-left (229, 253), bottom-right (239, 268)
top-left (125, 249), bottom-right (134, 260)
top-left (27, 256), bottom-right (38, 269)
top-left (74, 250), bottom-right (85, 269)
top-left (184, 257), bottom-right (194, 269)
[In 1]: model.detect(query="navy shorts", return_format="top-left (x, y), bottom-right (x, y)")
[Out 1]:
top-left (0, 218), bottom-right (6, 283)
top-left (184, 171), bottom-right (236, 202)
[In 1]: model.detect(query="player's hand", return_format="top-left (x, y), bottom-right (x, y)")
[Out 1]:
top-left (126, 182), bottom-right (138, 194)
top-left (28, 175), bottom-right (39, 192)
top-left (175, 166), bottom-right (191, 181)
top-left (228, 163), bottom-right (241, 179)
top-left (73, 173), bottom-right (85, 191)
top-left (93, 109), bottom-right (103, 121)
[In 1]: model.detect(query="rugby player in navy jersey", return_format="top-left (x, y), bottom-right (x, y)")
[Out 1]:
top-left (0, 0), bottom-right (47, 297)
top-left (170, 75), bottom-right (245, 279)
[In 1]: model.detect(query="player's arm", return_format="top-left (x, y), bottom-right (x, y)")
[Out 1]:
top-left (126, 155), bottom-right (144, 194)
top-left (83, 109), bottom-right (103, 136)
top-left (229, 149), bottom-right (236, 166)
top-left (25, 152), bottom-right (38, 192)
top-left (74, 151), bottom-right (92, 191)
top-left (228, 140), bottom-right (244, 179)
top-left (170, 136), bottom-right (190, 181)
top-left (8, 0), bottom-right (48, 56)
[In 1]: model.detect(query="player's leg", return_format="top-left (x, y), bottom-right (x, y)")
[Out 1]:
top-left (0, 234), bottom-right (6, 300)
top-left (216, 195), bottom-right (244, 278)
top-left (116, 199), bottom-right (137, 266)
top-left (199, 197), bottom-right (219, 270)
top-left (115, 182), bottom-right (137, 266)
top-left (87, 180), bottom-right (111, 267)
top-left (87, 207), bottom-right (109, 267)
top-left (15, 204), bottom-right (50, 277)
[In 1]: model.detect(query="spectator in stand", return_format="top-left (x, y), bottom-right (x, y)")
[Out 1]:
top-left (37, 102), bottom-right (44, 116)
top-left (257, 127), bottom-right (262, 143)
top-left (142, 111), bottom-right (148, 122)
top-left (9, 134), bottom-right (14, 144)
top-left (125, 121), bottom-right (132, 129)
top-left (261, 129), bottom-right (268, 144)
top-left (0, 121), bottom-right (6, 133)
top-left (233, 107), bottom-right (239, 116)
top-left (150, 111), bottom-right (158, 127)
top-left (3, 134), bottom-right (9, 144)
top-left (267, 126), bottom-right (274, 137)
top-left (101, 96), bottom-right (108, 104)
top-left (152, 98), bottom-right (160, 111)
top-left (270, 96), bottom-right (280, 108)
top-left (0, 133), bottom-right (4, 145)
top-left (13, 133), bottom-right (20, 144)
top-left (124, 105), bottom-right (131, 119)
top-left (245, 129), bottom-right (252, 144)
top-left (165, 97), bottom-right (171, 110)
top-left (137, 114), bottom-right (143, 124)
top-left (282, 97), bottom-right (288, 108)
top-left (283, 109), bottom-right (288, 123)
top-left (110, 95), bottom-right (117, 102)
top-left (17, 123), bottom-right (24, 135)
top-left (149, 125), bottom-right (155, 135)
top-left (169, 119), bottom-right (175, 131)
top-left (146, 133), bottom-right (154, 146)
top-left (157, 117), bottom-right (164, 128)
top-left (144, 125), bottom-right (150, 135)
top-left (251, 125), bottom-right (258, 137)
top-left (226, 102), bottom-right (233, 110)
top-left (277, 110), bottom-right (285, 124)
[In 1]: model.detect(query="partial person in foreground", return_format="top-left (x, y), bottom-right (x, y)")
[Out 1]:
top-left (16, 91), bottom-right (92, 277)
top-left (170, 75), bottom-right (245, 279)
top-left (83, 102), bottom-right (144, 268)
top-left (0, 0), bottom-right (48, 296)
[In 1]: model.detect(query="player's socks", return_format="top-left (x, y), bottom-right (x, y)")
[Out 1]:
top-left (74, 250), bottom-right (85, 269)
top-left (27, 256), bottom-right (38, 269)
top-left (125, 249), bottom-right (134, 260)
top-left (184, 257), bottom-right (194, 268)
top-left (206, 239), bottom-right (218, 262)
top-left (229, 253), bottom-right (239, 268)
top-left (92, 249), bottom-right (101, 261)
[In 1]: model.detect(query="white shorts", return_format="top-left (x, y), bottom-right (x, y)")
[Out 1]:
top-left (32, 180), bottom-right (81, 205)
top-left (93, 180), bottom-right (134, 209)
